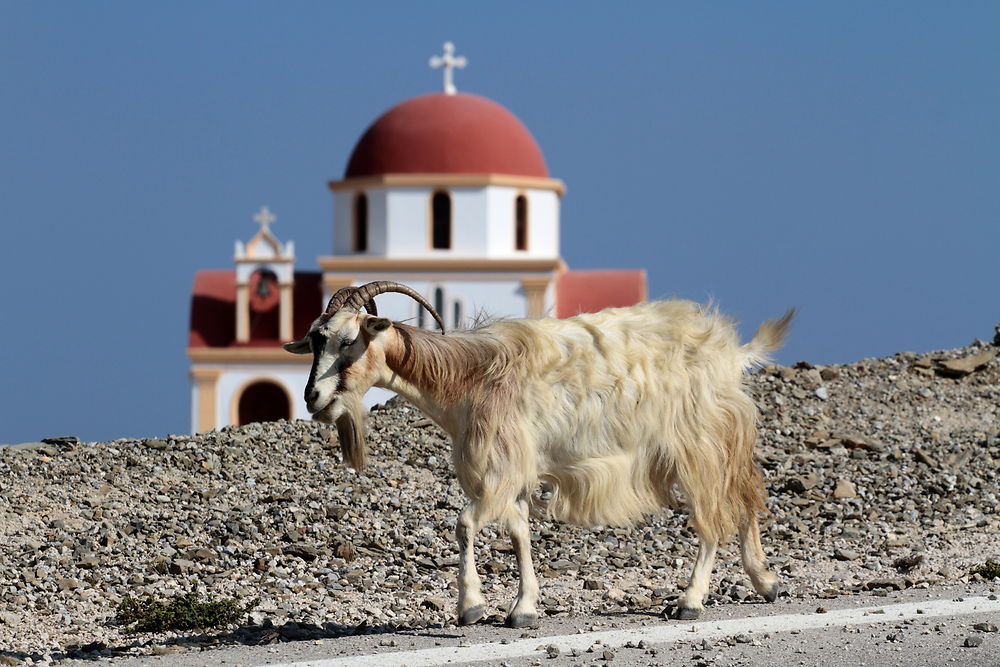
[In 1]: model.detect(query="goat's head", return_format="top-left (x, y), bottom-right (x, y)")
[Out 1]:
top-left (283, 281), bottom-right (445, 469)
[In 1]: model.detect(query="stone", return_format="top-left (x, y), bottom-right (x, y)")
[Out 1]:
top-left (863, 578), bottom-right (905, 591)
top-left (964, 635), bottom-right (983, 648)
top-left (834, 548), bottom-right (860, 561)
top-left (833, 479), bottom-right (857, 499)
top-left (628, 594), bottom-right (652, 609)
top-left (892, 553), bottom-right (924, 572)
top-left (935, 350), bottom-right (996, 378)
top-left (420, 597), bottom-right (446, 611)
top-left (786, 473), bottom-right (821, 494)
top-left (282, 544), bottom-right (319, 561)
top-left (834, 432), bottom-right (886, 452)
top-left (167, 558), bottom-right (195, 575)
top-left (972, 623), bottom-right (997, 633)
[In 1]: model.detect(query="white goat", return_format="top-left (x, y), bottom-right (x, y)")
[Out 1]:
top-left (285, 281), bottom-right (793, 626)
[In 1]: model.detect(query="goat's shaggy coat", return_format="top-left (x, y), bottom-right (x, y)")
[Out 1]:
top-left (288, 297), bottom-right (793, 625)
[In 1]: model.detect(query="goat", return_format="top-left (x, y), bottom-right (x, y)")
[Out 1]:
top-left (285, 281), bottom-right (793, 627)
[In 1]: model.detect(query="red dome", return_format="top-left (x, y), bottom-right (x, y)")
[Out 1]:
top-left (345, 93), bottom-right (549, 179)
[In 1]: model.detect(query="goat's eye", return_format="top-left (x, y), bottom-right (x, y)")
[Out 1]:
top-left (341, 339), bottom-right (355, 349)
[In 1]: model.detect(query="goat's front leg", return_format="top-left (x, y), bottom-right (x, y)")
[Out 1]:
top-left (456, 503), bottom-right (487, 625)
top-left (504, 497), bottom-right (539, 628)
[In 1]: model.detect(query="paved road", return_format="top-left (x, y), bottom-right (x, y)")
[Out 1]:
top-left (108, 584), bottom-right (998, 666)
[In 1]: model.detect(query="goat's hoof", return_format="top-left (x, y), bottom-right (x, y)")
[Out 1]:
top-left (762, 583), bottom-right (783, 603)
top-left (505, 612), bottom-right (539, 629)
top-left (458, 605), bottom-right (486, 626)
top-left (672, 605), bottom-right (702, 621)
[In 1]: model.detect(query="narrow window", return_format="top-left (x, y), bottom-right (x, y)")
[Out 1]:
top-left (431, 191), bottom-right (451, 249)
top-left (353, 192), bottom-right (368, 252)
top-left (453, 300), bottom-right (462, 329)
top-left (434, 287), bottom-right (445, 318)
top-left (515, 194), bottom-right (528, 251)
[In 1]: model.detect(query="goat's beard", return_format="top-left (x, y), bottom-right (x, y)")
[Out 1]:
top-left (334, 393), bottom-right (367, 471)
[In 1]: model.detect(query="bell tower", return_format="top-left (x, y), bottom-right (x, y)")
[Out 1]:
top-left (234, 206), bottom-right (296, 342)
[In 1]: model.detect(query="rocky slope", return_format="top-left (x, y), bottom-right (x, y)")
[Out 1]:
top-left (0, 339), bottom-right (998, 663)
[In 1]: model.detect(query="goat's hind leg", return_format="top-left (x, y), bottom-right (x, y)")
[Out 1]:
top-left (739, 516), bottom-right (780, 602)
top-left (673, 536), bottom-right (718, 620)
top-left (456, 503), bottom-right (487, 625)
top-left (503, 497), bottom-right (539, 628)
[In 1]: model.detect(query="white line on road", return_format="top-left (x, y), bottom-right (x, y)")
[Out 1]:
top-left (264, 595), bottom-right (1000, 667)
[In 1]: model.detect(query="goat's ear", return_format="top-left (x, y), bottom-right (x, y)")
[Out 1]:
top-left (283, 337), bottom-right (311, 354)
top-left (363, 317), bottom-right (393, 335)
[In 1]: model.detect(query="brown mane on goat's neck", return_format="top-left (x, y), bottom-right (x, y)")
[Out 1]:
top-left (384, 323), bottom-right (522, 406)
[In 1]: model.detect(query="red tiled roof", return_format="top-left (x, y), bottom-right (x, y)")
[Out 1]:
top-left (555, 269), bottom-right (648, 319)
top-left (189, 270), bottom-right (322, 348)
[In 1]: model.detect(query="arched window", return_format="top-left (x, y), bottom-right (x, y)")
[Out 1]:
top-left (237, 380), bottom-right (290, 426)
top-left (431, 191), bottom-right (451, 249)
top-left (353, 192), bottom-right (368, 252)
top-left (515, 194), bottom-right (528, 251)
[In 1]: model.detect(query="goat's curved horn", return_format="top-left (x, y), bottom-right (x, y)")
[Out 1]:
top-left (324, 286), bottom-right (378, 316)
top-left (324, 286), bottom-right (358, 315)
top-left (347, 281), bottom-right (446, 334)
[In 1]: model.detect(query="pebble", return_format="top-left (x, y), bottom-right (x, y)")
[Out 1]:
top-left (0, 344), bottom-right (998, 660)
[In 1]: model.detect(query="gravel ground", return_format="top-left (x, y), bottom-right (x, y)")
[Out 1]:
top-left (1, 338), bottom-right (997, 664)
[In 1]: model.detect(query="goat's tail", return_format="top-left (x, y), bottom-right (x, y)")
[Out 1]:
top-left (742, 308), bottom-right (795, 368)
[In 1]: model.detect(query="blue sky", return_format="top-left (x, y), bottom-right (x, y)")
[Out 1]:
top-left (1, 2), bottom-right (997, 444)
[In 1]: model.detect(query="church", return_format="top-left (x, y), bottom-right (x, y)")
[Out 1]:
top-left (187, 44), bottom-right (647, 433)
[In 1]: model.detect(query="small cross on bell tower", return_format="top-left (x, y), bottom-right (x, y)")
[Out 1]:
top-left (253, 205), bottom-right (276, 234)
top-left (430, 41), bottom-right (467, 95)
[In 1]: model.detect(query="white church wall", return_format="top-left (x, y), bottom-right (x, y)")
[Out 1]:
top-left (484, 186), bottom-right (516, 256)
top-left (366, 190), bottom-right (389, 255)
top-left (445, 279), bottom-right (527, 322)
top-left (332, 193), bottom-right (353, 254)
top-left (449, 188), bottom-right (489, 256)
top-left (384, 188), bottom-right (431, 256)
top-left (482, 187), bottom-right (558, 259)
top-left (527, 189), bottom-right (560, 258)
top-left (324, 278), bottom-right (530, 328)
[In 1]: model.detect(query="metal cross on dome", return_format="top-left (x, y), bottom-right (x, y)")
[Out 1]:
top-left (430, 41), bottom-right (467, 95)
top-left (253, 205), bottom-right (276, 234)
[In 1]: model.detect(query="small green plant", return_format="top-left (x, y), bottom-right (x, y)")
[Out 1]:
top-left (115, 588), bottom-right (259, 633)
top-left (969, 558), bottom-right (1000, 580)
